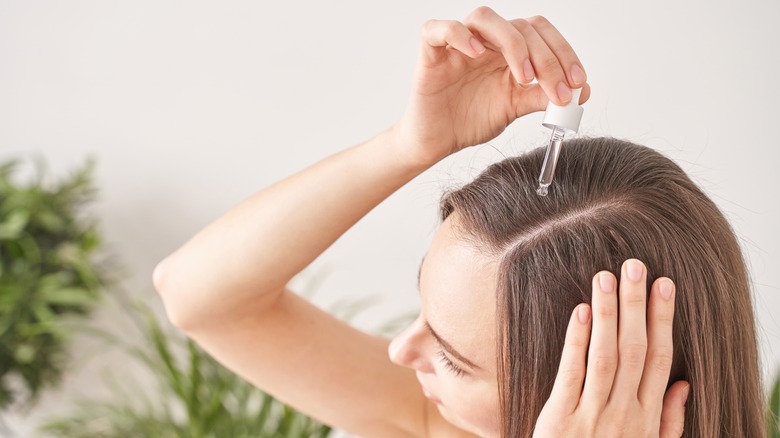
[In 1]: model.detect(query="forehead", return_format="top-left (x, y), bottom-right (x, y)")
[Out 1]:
top-left (420, 215), bottom-right (498, 372)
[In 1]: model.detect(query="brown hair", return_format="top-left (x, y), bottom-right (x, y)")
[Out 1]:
top-left (439, 137), bottom-right (764, 437)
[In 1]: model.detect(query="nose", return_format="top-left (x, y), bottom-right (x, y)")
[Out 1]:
top-left (388, 316), bottom-right (434, 373)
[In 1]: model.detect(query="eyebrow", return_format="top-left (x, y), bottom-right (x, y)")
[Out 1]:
top-left (416, 254), bottom-right (483, 372)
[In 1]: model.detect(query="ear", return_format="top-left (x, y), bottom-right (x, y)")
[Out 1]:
top-left (659, 380), bottom-right (689, 438)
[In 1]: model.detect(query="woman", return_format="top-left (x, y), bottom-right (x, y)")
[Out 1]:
top-left (152, 7), bottom-right (763, 437)
top-left (405, 137), bottom-right (765, 437)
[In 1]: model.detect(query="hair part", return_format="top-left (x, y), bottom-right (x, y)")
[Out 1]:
top-left (439, 137), bottom-right (765, 437)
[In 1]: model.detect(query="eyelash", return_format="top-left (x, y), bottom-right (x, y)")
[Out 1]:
top-left (436, 350), bottom-right (466, 377)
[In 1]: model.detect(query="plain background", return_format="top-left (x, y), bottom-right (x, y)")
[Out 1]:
top-left (1, 0), bottom-right (778, 436)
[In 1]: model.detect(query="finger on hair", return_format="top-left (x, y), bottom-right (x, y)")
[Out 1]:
top-left (581, 271), bottom-right (618, 411)
top-left (638, 277), bottom-right (676, 408)
top-left (507, 16), bottom-right (569, 105)
top-left (522, 15), bottom-right (587, 89)
top-left (659, 380), bottom-right (689, 438)
top-left (546, 303), bottom-right (591, 414)
top-left (610, 259), bottom-right (649, 404)
top-left (419, 19), bottom-right (486, 62)
top-left (463, 6), bottom-right (532, 84)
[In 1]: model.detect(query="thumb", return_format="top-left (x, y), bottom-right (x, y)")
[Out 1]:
top-left (659, 380), bottom-right (690, 438)
top-left (513, 83), bottom-right (548, 118)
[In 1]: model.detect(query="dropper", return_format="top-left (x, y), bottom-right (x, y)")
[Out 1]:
top-left (536, 87), bottom-right (584, 196)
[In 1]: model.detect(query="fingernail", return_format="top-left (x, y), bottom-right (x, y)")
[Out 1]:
top-left (523, 58), bottom-right (535, 82)
top-left (556, 81), bottom-right (572, 104)
top-left (470, 37), bottom-right (486, 54)
top-left (599, 272), bottom-right (615, 293)
top-left (659, 278), bottom-right (674, 300)
top-left (681, 384), bottom-right (690, 406)
top-left (626, 259), bottom-right (645, 282)
top-left (571, 64), bottom-right (587, 85)
top-left (578, 304), bottom-right (591, 324)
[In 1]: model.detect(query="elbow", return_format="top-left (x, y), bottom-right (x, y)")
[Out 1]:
top-left (152, 257), bottom-right (195, 331)
top-left (153, 256), bottom-right (282, 332)
top-left (152, 257), bottom-right (169, 294)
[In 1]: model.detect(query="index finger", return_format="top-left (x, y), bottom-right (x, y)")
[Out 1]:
top-left (638, 277), bottom-right (676, 408)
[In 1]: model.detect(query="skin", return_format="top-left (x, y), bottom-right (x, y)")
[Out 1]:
top-left (155, 6), bottom-right (688, 437)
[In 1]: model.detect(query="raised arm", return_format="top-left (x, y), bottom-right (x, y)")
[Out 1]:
top-left (154, 127), bottom-right (453, 437)
top-left (153, 6), bottom-right (595, 437)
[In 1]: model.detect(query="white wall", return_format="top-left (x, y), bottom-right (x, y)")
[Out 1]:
top-left (1, 0), bottom-right (778, 435)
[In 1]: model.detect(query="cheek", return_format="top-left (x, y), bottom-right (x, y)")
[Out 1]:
top-left (437, 378), bottom-right (500, 436)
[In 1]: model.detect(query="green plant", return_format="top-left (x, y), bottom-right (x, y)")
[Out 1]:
top-left (769, 369), bottom-right (780, 438)
top-left (41, 298), bottom-right (334, 438)
top-left (0, 156), bottom-right (111, 410)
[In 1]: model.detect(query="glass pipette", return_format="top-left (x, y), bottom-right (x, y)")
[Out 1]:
top-left (536, 87), bottom-right (584, 197)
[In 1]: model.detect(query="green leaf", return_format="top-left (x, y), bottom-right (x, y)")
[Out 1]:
top-left (0, 210), bottom-right (30, 239)
top-left (31, 302), bottom-right (56, 324)
top-left (14, 233), bottom-right (42, 267)
top-left (43, 287), bottom-right (96, 307)
top-left (14, 343), bottom-right (37, 364)
top-left (79, 226), bottom-right (100, 252)
top-left (37, 271), bottom-right (76, 292)
top-left (35, 209), bottom-right (66, 233)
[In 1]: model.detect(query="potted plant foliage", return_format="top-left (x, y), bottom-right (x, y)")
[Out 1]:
top-left (769, 370), bottom-right (780, 438)
top-left (41, 298), bottom-right (335, 438)
top-left (0, 156), bottom-right (112, 413)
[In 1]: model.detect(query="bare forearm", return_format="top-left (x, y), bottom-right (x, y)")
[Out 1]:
top-left (154, 126), bottom-right (430, 328)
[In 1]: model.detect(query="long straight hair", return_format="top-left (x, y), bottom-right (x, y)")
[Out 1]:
top-left (439, 137), bottom-right (764, 437)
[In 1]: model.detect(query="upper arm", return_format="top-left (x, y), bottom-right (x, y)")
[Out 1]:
top-left (174, 287), bottom-right (427, 437)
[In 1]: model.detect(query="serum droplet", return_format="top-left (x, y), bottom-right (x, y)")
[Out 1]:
top-left (536, 184), bottom-right (549, 197)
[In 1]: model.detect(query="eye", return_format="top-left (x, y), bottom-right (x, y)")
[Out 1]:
top-left (436, 350), bottom-right (466, 377)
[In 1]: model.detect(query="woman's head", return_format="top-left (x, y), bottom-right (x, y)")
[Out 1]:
top-left (388, 137), bottom-right (764, 437)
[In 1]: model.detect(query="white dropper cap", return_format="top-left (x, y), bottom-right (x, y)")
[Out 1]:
top-left (541, 88), bottom-right (584, 134)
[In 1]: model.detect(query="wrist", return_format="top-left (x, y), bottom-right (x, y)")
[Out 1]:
top-left (384, 123), bottom-right (447, 172)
